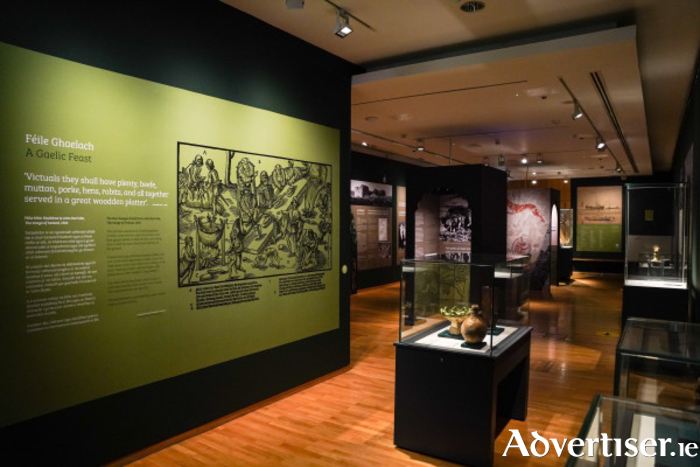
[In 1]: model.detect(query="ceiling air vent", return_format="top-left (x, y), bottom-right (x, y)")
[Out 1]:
top-left (461, 1), bottom-right (485, 13)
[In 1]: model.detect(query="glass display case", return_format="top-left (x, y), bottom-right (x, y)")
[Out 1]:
top-left (624, 183), bottom-right (688, 289)
top-left (615, 317), bottom-right (700, 411)
top-left (566, 394), bottom-right (700, 466)
top-left (399, 255), bottom-right (530, 356)
top-left (560, 208), bottom-right (573, 248)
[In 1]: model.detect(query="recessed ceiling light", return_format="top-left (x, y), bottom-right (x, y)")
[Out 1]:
top-left (564, 180), bottom-right (569, 184)
top-left (531, 180), bottom-right (537, 185)
top-left (361, 141), bottom-right (368, 147)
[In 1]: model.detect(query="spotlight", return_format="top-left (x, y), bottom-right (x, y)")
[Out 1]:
top-left (361, 141), bottom-right (368, 147)
top-left (334, 9), bottom-right (353, 38)
top-left (531, 180), bottom-right (537, 185)
top-left (596, 137), bottom-right (606, 151)
top-left (564, 179), bottom-right (569, 184)
top-left (416, 139), bottom-right (425, 151)
top-left (521, 155), bottom-right (528, 165)
top-left (572, 102), bottom-right (583, 120)
top-left (483, 156), bottom-right (489, 167)
top-left (615, 164), bottom-right (623, 173)
top-left (461, 1), bottom-right (486, 13)
top-left (536, 154), bottom-right (543, 165)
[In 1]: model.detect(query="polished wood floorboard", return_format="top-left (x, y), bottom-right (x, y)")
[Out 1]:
top-left (123, 273), bottom-right (622, 467)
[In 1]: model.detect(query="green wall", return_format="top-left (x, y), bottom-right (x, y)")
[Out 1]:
top-left (0, 1), bottom-right (359, 464)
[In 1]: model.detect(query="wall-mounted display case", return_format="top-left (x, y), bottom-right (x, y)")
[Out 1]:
top-left (559, 208), bottom-right (574, 284)
top-left (399, 255), bottom-right (530, 355)
top-left (615, 317), bottom-right (700, 411)
top-left (566, 394), bottom-right (700, 466)
top-left (624, 183), bottom-right (687, 289)
top-left (560, 208), bottom-right (573, 248)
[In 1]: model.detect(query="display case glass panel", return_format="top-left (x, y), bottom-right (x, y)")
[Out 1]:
top-left (399, 255), bottom-right (530, 356)
top-left (560, 208), bottom-right (573, 248)
top-left (566, 395), bottom-right (700, 466)
top-left (625, 184), bottom-right (687, 289)
top-left (616, 317), bottom-right (700, 411)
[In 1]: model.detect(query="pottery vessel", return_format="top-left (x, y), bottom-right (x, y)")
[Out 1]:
top-left (461, 306), bottom-right (487, 344)
top-left (447, 317), bottom-right (465, 336)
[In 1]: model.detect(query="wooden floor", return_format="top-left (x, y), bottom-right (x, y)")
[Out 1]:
top-left (124, 272), bottom-right (623, 467)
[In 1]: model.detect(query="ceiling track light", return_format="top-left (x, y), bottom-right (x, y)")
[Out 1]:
top-left (352, 128), bottom-right (468, 164)
top-left (596, 137), bottom-right (606, 151)
top-left (461, 1), bottom-right (486, 13)
top-left (572, 101), bottom-right (583, 120)
top-left (334, 9), bottom-right (352, 37)
top-left (559, 76), bottom-right (631, 178)
top-left (325, 0), bottom-right (375, 37)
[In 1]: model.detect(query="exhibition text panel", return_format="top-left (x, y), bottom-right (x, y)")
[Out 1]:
top-left (0, 42), bottom-right (340, 428)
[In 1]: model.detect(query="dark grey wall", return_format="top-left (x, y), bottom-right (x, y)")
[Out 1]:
top-left (672, 54), bottom-right (699, 322)
top-left (406, 164), bottom-right (508, 258)
top-left (0, 1), bottom-right (361, 464)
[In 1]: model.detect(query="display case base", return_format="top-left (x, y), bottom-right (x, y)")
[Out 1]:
top-left (558, 247), bottom-right (573, 284)
top-left (394, 327), bottom-right (531, 467)
top-left (622, 284), bottom-right (689, 326)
